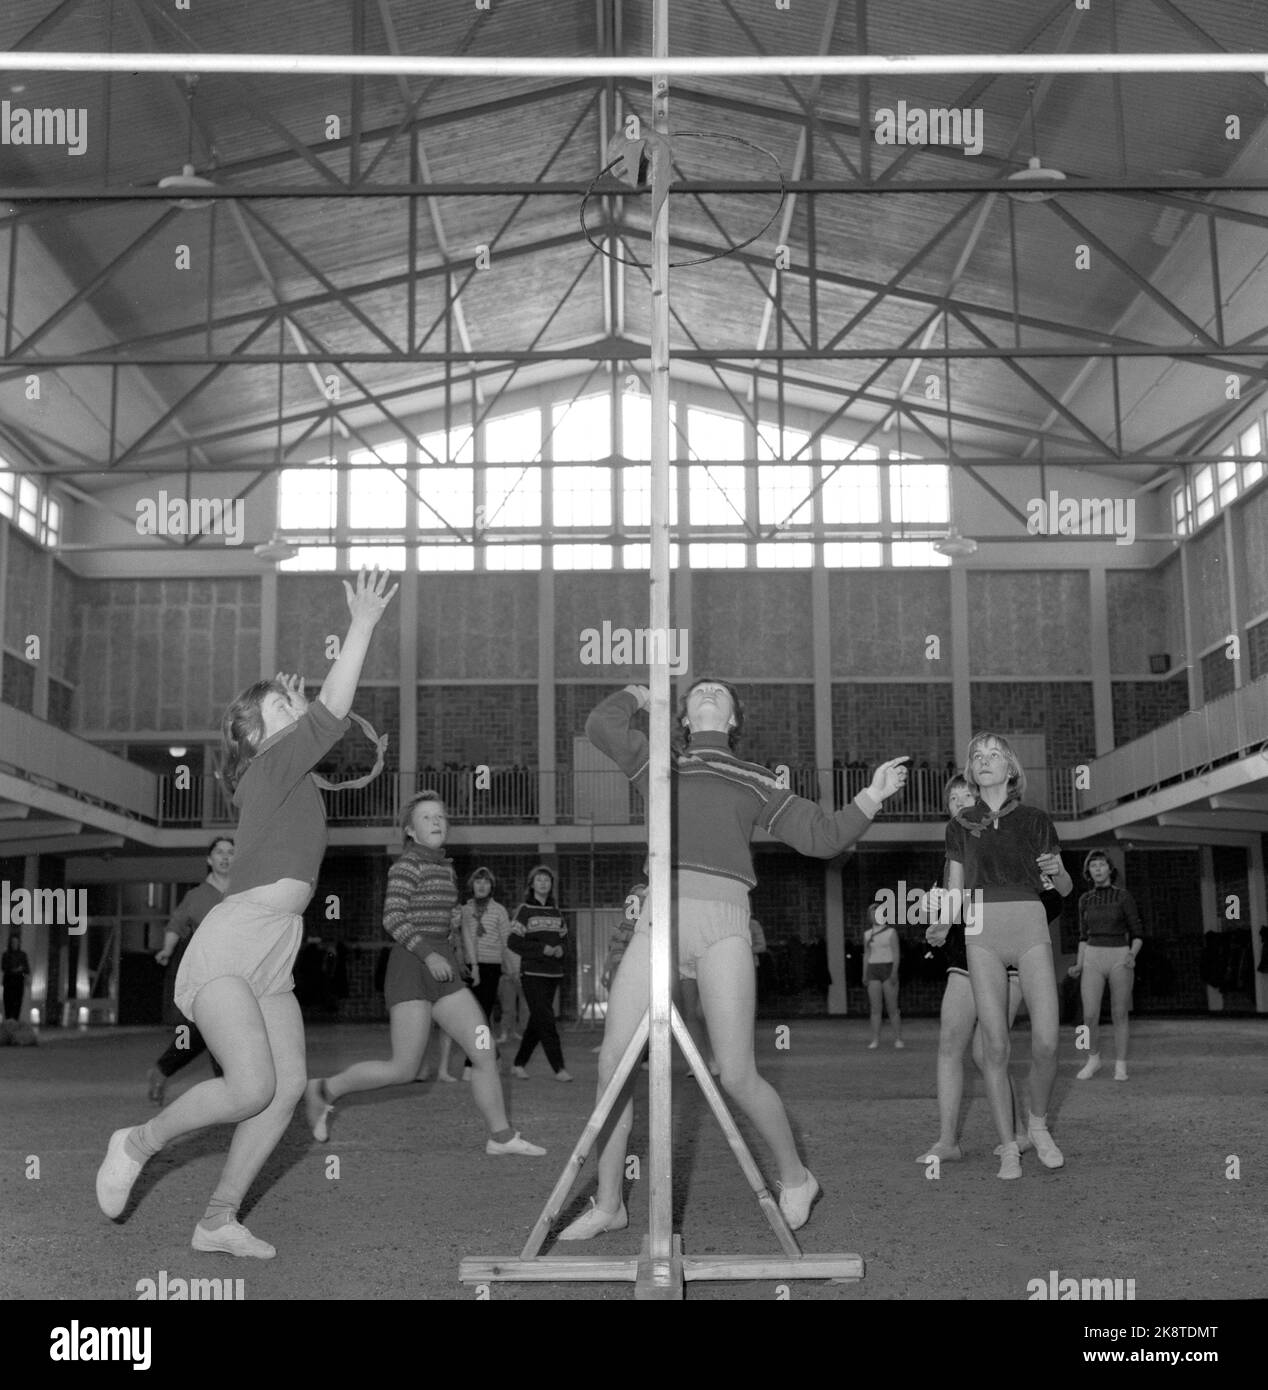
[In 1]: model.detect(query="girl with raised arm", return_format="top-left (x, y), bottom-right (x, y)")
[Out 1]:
top-left (95, 567), bottom-right (397, 1258)
top-left (561, 678), bottom-right (908, 1238)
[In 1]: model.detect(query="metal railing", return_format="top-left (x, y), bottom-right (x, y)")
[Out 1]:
top-left (1079, 675), bottom-right (1268, 813)
top-left (154, 762), bottom-right (1083, 828)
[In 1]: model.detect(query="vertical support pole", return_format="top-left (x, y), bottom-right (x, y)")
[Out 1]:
top-left (1247, 835), bottom-right (1267, 1015)
top-left (645, 0), bottom-right (675, 1290)
top-left (1088, 566), bottom-right (1114, 757)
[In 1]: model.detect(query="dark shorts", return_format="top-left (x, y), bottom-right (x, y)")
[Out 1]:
top-left (866, 962), bottom-right (894, 983)
top-left (383, 942), bottom-right (467, 1009)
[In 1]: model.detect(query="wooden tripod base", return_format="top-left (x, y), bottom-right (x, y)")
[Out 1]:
top-left (457, 1003), bottom-right (864, 1298)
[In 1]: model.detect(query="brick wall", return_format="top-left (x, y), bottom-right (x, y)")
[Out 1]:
top-left (693, 573), bottom-right (814, 677)
top-left (4, 527), bottom-right (44, 654)
top-left (832, 682), bottom-right (954, 766)
top-left (416, 684), bottom-right (537, 767)
top-left (1107, 569), bottom-right (1173, 674)
top-left (968, 571), bottom-right (1090, 675)
top-left (828, 571), bottom-right (950, 677)
top-left (278, 576), bottom-right (397, 681)
top-left (970, 681), bottom-right (1095, 767)
top-left (1188, 524), bottom-right (1229, 653)
top-left (556, 683), bottom-right (616, 773)
top-left (75, 579), bottom-right (261, 732)
top-left (418, 573), bottom-right (537, 679)
top-left (555, 572), bottom-right (652, 678)
top-left (1111, 676), bottom-right (1190, 744)
top-left (1249, 619), bottom-right (1268, 682)
top-left (1201, 647), bottom-right (1235, 702)
top-left (2, 653), bottom-right (35, 712)
top-left (728, 682), bottom-right (816, 769)
top-left (1240, 484), bottom-right (1268, 617)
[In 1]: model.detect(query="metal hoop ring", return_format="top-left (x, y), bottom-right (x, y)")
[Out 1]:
top-left (580, 130), bottom-right (788, 268)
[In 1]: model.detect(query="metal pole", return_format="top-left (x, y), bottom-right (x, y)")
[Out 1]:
top-left (6, 51), bottom-right (1268, 77)
top-left (644, 0), bottom-right (675, 1293)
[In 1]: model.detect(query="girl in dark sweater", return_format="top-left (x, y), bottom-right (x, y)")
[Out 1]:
top-left (509, 866), bottom-right (570, 1081)
top-left (1068, 850), bottom-right (1143, 1082)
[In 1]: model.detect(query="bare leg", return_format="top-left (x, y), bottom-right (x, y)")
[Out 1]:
top-left (866, 978), bottom-right (883, 1045)
top-left (678, 976), bottom-right (712, 1070)
top-left (882, 975), bottom-right (902, 1043)
top-left (697, 935), bottom-right (804, 1186)
top-left (966, 948), bottom-right (1014, 1149)
top-left (324, 1001), bottom-right (430, 1099)
top-left (434, 989), bottom-right (510, 1135)
top-left (924, 973), bottom-right (975, 1157)
top-left (1017, 944), bottom-right (1060, 1120)
top-left (146, 976), bottom-right (279, 1146)
top-left (589, 930), bottom-right (652, 1213)
top-left (205, 992), bottom-right (307, 1218)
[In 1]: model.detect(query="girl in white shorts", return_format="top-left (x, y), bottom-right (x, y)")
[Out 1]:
top-left (95, 567), bottom-right (397, 1258)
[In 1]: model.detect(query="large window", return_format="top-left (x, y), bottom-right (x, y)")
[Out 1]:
top-left (348, 441), bottom-right (408, 529)
top-left (1170, 410), bottom-right (1268, 537)
top-left (0, 460), bottom-right (61, 546)
top-left (268, 390), bottom-right (956, 568)
top-left (484, 466), bottom-right (542, 529)
top-left (485, 408), bottom-right (541, 463)
top-left (622, 465), bottom-right (680, 526)
top-left (689, 466), bottom-right (746, 526)
top-left (418, 468), bottom-right (473, 530)
top-left (551, 395), bottom-right (611, 461)
top-left (553, 466), bottom-right (612, 527)
top-left (279, 458), bottom-right (337, 530)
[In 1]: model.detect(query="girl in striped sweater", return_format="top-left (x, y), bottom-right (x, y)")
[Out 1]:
top-left (304, 792), bottom-right (545, 1158)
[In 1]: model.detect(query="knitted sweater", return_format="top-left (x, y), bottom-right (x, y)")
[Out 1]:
top-left (1079, 886), bottom-right (1144, 946)
top-left (508, 900), bottom-right (567, 978)
top-left (586, 688), bottom-right (879, 889)
top-left (383, 843), bottom-right (459, 956)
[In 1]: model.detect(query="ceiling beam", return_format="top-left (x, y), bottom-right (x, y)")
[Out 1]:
top-left (1112, 825), bottom-right (1260, 847)
top-left (1156, 811), bottom-right (1268, 833)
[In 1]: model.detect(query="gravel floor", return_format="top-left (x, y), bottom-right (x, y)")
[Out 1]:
top-left (2, 1016), bottom-right (1264, 1301)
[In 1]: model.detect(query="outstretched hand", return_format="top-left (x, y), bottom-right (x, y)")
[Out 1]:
top-left (342, 566), bottom-right (399, 627)
top-left (868, 756), bottom-right (911, 802)
top-left (275, 672), bottom-right (308, 715)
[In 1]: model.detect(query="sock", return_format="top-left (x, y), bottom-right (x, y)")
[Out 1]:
top-left (1029, 1113), bottom-right (1048, 1130)
top-left (124, 1123), bottom-right (162, 1162)
top-left (490, 1127), bottom-right (515, 1144)
top-left (199, 1195), bottom-right (238, 1231)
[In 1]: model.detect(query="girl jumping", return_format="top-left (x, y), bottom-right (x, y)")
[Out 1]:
top-left (95, 566), bottom-right (397, 1257)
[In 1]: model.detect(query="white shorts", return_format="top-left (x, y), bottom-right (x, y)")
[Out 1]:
top-left (173, 892), bottom-right (305, 1021)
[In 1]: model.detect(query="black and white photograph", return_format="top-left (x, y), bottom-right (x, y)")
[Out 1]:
top-left (0, 0), bottom-right (1264, 1349)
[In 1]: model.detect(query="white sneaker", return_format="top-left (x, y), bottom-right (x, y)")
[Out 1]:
top-left (192, 1219), bottom-right (276, 1259)
top-left (1076, 1053), bottom-right (1102, 1081)
top-left (511, 1066), bottom-right (529, 1080)
top-left (997, 1142), bottom-right (1022, 1180)
top-left (96, 1127), bottom-right (147, 1219)
top-left (486, 1131), bottom-right (547, 1157)
top-left (553, 1069), bottom-right (574, 1083)
top-left (777, 1169), bottom-right (820, 1231)
top-left (558, 1197), bottom-right (629, 1240)
top-left (1027, 1118), bottom-right (1064, 1169)
top-left (894, 1039), bottom-right (905, 1050)
top-left (1114, 1062), bottom-right (1128, 1082)
top-left (304, 1079), bottom-right (334, 1142)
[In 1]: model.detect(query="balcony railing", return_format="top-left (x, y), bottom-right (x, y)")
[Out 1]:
top-left (1079, 676), bottom-right (1268, 813)
top-left (156, 763), bottom-right (1083, 829)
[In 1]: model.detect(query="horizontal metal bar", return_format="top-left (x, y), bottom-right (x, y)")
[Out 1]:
top-left (7, 50), bottom-right (1268, 77)
top-left (12, 344), bottom-right (1268, 366)
top-left (9, 177), bottom-right (1268, 200)
top-left (21, 453), bottom-right (1235, 477)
